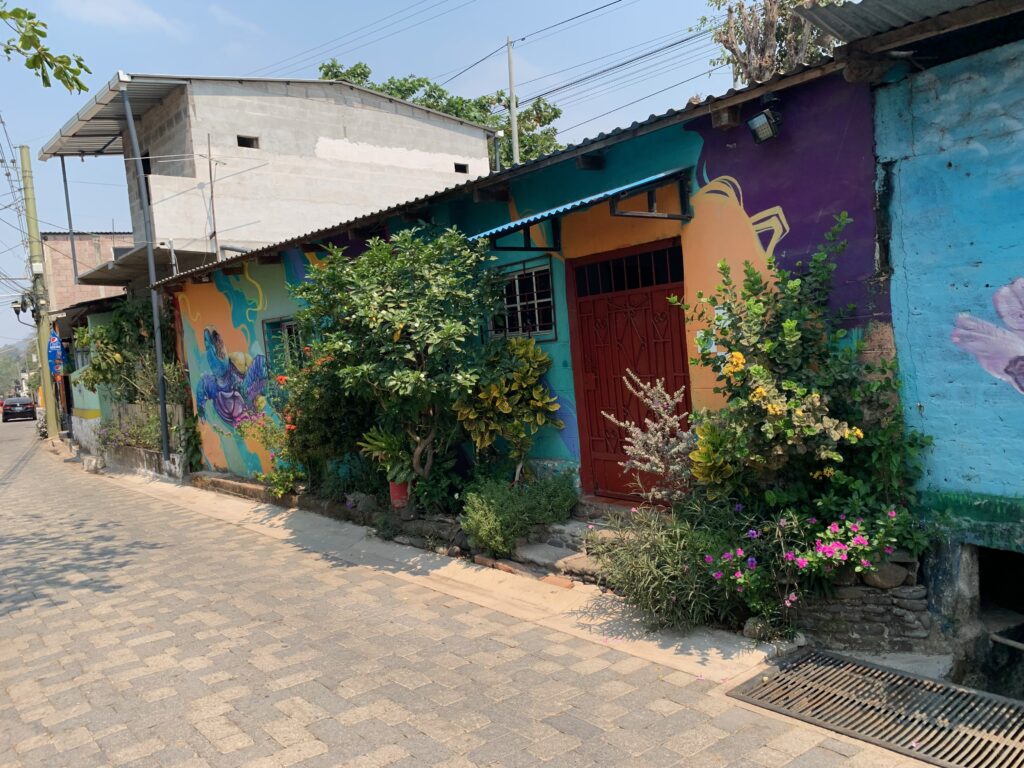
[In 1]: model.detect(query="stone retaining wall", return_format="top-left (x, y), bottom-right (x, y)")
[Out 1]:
top-left (796, 583), bottom-right (944, 652)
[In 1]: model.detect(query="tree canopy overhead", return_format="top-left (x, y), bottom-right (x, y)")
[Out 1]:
top-left (700, 0), bottom-right (836, 85)
top-left (1, 3), bottom-right (90, 92)
top-left (318, 59), bottom-right (562, 166)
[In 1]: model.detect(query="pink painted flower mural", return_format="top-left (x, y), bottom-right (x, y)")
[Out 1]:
top-left (952, 278), bottom-right (1024, 394)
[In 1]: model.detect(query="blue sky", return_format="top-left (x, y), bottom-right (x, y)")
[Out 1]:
top-left (0, 0), bottom-right (731, 343)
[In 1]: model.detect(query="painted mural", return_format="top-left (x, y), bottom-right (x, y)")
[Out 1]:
top-left (952, 279), bottom-right (1024, 396)
top-left (175, 250), bottom-right (316, 477)
top-left (195, 327), bottom-right (268, 426)
top-left (878, 37), bottom-right (1024, 517)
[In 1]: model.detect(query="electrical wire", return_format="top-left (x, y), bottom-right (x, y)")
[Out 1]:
top-left (272, 0), bottom-right (481, 79)
top-left (516, 29), bottom-right (686, 88)
top-left (516, 0), bottom-right (642, 49)
top-left (512, 28), bottom-right (715, 109)
top-left (437, 0), bottom-right (632, 87)
top-left (246, 0), bottom-right (442, 77)
top-left (556, 64), bottom-right (727, 136)
top-left (553, 44), bottom-right (720, 109)
top-left (438, 44), bottom-right (506, 87)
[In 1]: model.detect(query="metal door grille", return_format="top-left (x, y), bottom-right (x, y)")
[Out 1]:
top-left (730, 650), bottom-right (1024, 768)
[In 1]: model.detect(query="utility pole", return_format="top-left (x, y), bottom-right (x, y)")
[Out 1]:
top-left (506, 37), bottom-right (521, 166)
top-left (19, 146), bottom-right (60, 438)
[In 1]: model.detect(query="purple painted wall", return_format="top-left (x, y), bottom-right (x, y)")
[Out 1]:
top-left (697, 76), bottom-right (885, 324)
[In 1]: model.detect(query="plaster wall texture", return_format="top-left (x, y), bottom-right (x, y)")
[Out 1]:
top-left (41, 232), bottom-right (131, 311)
top-left (126, 80), bottom-right (490, 254)
top-left (877, 39), bottom-right (1024, 505)
top-left (124, 87), bottom-right (195, 245)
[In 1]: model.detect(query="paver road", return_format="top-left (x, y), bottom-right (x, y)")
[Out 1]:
top-left (0, 423), bottom-right (916, 767)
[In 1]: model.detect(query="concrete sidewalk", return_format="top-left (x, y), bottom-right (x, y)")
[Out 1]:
top-left (96, 466), bottom-right (779, 685)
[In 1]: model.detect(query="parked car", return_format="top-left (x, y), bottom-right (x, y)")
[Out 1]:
top-left (2, 397), bottom-right (36, 422)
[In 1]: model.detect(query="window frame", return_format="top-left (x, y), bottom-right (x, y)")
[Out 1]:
top-left (490, 255), bottom-right (558, 342)
top-left (263, 316), bottom-right (302, 374)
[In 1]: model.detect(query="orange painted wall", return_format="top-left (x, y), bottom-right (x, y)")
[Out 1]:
top-left (560, 177), bottom-right (787, 412)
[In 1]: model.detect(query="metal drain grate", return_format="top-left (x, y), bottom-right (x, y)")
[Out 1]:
top-left (730, 650), bottom-right (1024, 768)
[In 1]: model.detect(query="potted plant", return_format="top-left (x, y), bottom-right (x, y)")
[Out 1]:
top-left (357, 426), bottom-right (416, 509)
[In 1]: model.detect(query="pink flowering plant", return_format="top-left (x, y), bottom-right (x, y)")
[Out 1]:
top-left (706, 506), bottom-right (909, 635)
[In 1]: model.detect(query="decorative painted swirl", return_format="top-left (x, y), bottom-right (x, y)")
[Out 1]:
top-left (242, 261), bottom-right (267, 323)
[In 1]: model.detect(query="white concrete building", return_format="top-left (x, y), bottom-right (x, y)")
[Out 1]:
top-left (40, 72), bottom-right (493, 286)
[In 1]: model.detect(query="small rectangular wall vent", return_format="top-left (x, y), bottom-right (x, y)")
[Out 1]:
top-left (454, 162), bottom-right (469, 174)
top-left (237, 135), bottom-right (259, 149)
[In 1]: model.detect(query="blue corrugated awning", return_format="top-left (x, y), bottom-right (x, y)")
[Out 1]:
top-left (470, 168), bottom-right (689, 242)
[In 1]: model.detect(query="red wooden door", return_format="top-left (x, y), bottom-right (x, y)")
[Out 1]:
top-left (570, 240), bottom-right (690, 498)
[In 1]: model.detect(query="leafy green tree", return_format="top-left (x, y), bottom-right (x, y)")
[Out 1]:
top-left (1, 3), bottom-right (90, 92)
top-left (0, 345), bottom-right (22, 394)
top-left (699, 0), bottom-right (836, 84)
top-left (292, 227), bottom-right (502, 482)
top-left (319, 59), bottom-right (562, 166)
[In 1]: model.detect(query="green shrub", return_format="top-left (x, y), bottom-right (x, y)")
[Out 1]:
top-left (461, 472), bottom-right (577, 558)
top-left (589, 499), bottom-right (745, 630)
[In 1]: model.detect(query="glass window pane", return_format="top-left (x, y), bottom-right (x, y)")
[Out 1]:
top-left (536, 269), bottom-right (551, 294)
top-left (575, 265), bottom-right (589, 297)
top-left (599, 261), bottom-right (613, 294)
top-left (653, 248), bottom-right (669, 285)
top-left (612, 257), bottom-right (626, 292)
top-left (538, 303), bottom-right (553, 331)
top-left (625, 254), bottom-right (640, 289)
top-left (669, 247), bottom-right (683, 282)
top-left (639, 251), bottom-right (654, 286)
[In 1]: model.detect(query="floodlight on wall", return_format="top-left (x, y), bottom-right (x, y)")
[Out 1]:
top-left (747, 95), bottom-right (782, 144)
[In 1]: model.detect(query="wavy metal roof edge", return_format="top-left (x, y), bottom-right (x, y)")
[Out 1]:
top-left (795, 0), bottom-right (988, 42)
top-left (153, 60), bottom-right (839, 289)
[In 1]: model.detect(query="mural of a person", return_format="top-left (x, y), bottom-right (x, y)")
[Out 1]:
top-left (952, 277), bottom-right (1024, 394)
top-left (195, 327), bottom-right (269, 426)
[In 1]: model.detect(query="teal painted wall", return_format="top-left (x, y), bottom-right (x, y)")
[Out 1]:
top-left (877, 40), bottom-right (1024, 548)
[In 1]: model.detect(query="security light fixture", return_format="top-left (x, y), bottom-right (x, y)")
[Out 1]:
top-left (747, 95), bottom-right (782, 144)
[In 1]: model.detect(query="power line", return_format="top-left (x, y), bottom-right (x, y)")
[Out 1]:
top-left (516, 0), bottom-right (624, 42)
top-left (517, 30), bottom-right (685, 88)
top-left (517, 28), bottom-right (715, 108)
top-left (246, 0), bottom-right (441, 76)
top-left (437, 0), bottom-right (631, 87)
top-left (556, 64), bottom-right (728, 136)
top-left (517, 0), bottom-right (642, 49)
top-left (273, 0), bottom-right (481, 79)
top-left (553, 44), bottom-right (720, 109)
top-left (438, 44), bottom-right (505, 87)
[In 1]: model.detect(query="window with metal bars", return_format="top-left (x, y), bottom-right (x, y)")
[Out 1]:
top-left (574, 245), bottom-right (683, 298)
top-left (491, 266), bottom-right (555, 338)
top-left (264, 318), bottom-right (302, 373)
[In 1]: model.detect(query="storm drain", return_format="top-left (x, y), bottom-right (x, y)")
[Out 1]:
top-left (730, 650), bottom-right (1024, 768)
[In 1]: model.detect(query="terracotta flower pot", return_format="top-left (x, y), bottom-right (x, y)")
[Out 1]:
top-left (389, 481), bottom-right (410, 509)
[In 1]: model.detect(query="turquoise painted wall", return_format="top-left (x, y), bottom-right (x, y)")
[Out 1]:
top-left (878, 40), bottom-right (1024, 537)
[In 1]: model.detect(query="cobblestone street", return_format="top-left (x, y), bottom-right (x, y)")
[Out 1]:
top-left (0, 424), bottom-right (919, 767)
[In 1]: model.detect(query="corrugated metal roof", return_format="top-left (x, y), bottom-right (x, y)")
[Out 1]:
top-left (39, 72), bottom-right (494, 161)
top-left (471, 168), bottom-right (688, 241)
top-left (797, 0), bottom-right (987, 42)
top-left (153, 59), bottom-right (843, 289)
